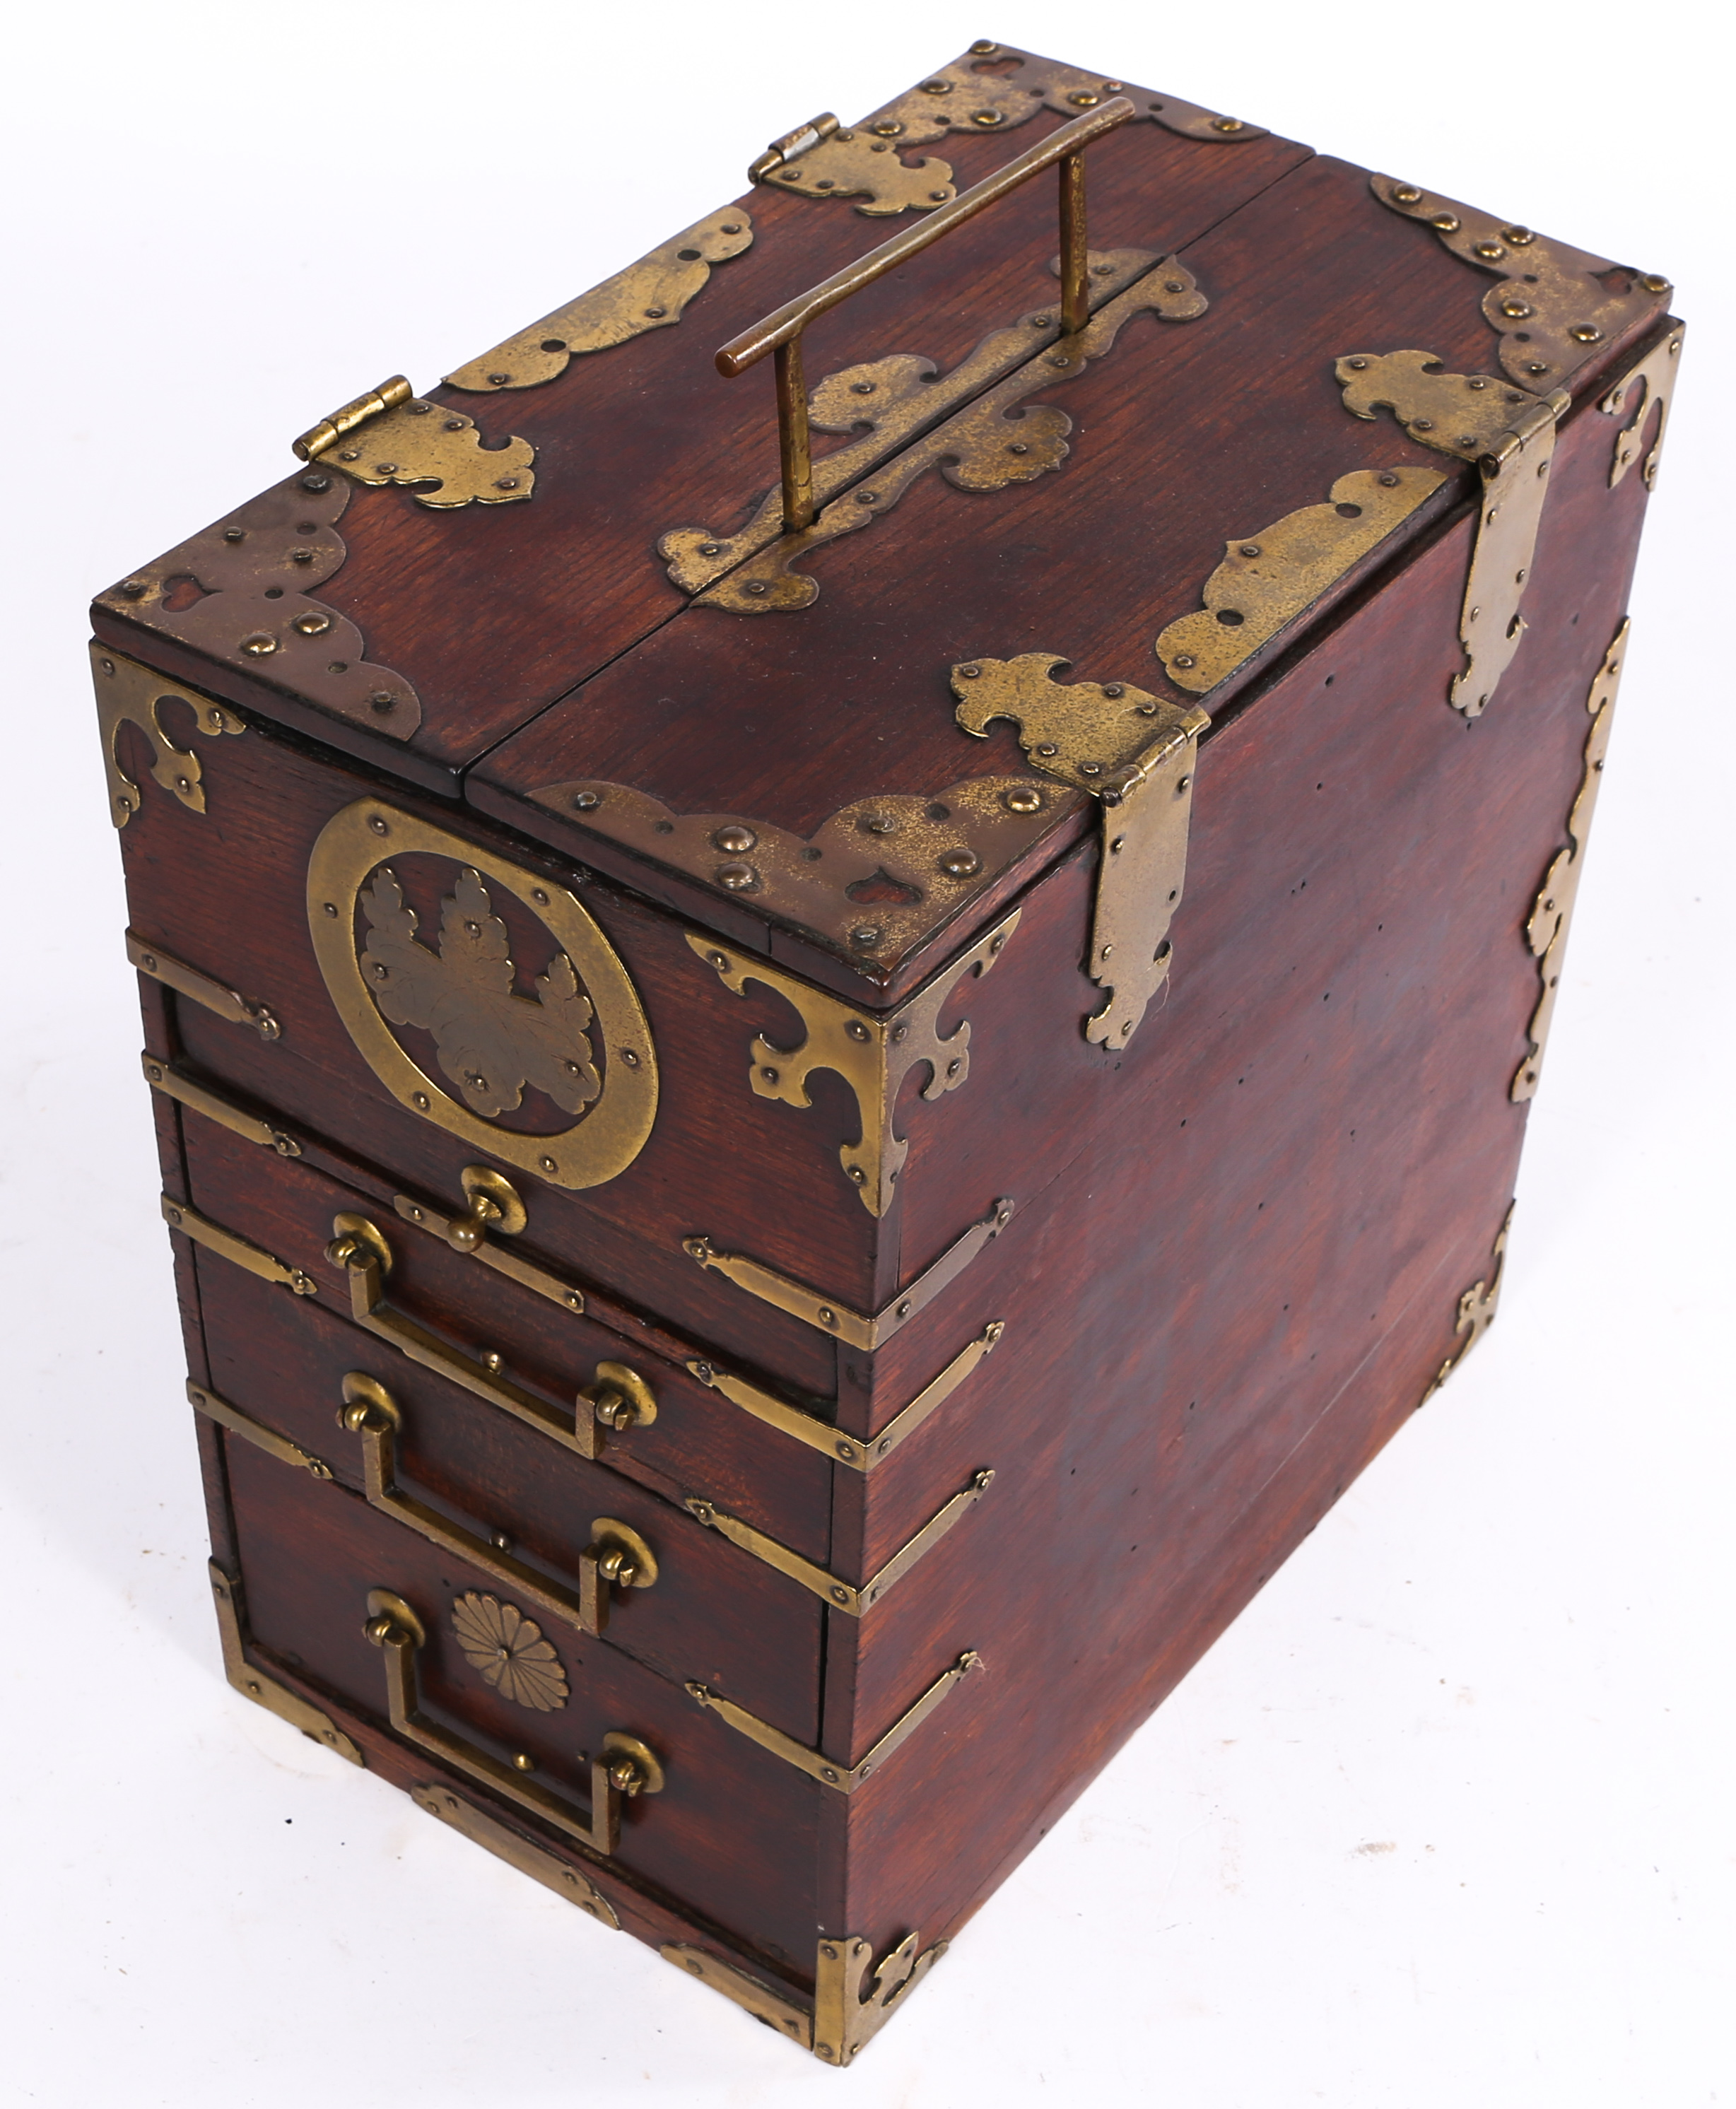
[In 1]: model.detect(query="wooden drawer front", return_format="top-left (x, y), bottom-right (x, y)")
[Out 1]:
top-left (199, 1260), bottom-right (825, 1738)
top-left (180, 1111), bottom-right (835, 1562)
top-left (223, 1441), bottom-right (822, 1970)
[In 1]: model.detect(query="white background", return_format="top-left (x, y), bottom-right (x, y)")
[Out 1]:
top-left (2, 4), bottom-right (1729, 2103)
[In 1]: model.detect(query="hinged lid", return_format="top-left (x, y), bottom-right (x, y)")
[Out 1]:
top-left (92, 40), bottom-right (1672, 1002)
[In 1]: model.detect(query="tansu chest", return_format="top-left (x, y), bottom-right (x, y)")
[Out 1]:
top-left (91, 38), bottom-right (1678, 2064)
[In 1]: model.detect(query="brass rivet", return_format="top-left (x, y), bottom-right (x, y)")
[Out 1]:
top-left (488, 372), bottom-right (511, 386)
top-left (1174, 654), bottom-right (1196, 669)
top-left (956, 663), bottom-right (981, 678)
top-left (291, 611), bottom-right (331, 636)
top-left (939, 848), bottom-right (981, 877)
top-left (539, 1156), bottom-right (557, 1173)
top-left (413, 1091), bottom-right (430, 1110)
top-left (1570, 324), bottom-right (1604, 344)
top-left (1212, 116), bottom-right (1243, 131)
top-left (1103, 682), bottom-right (1125, 698)
top-left (1003, 786), bottom-right (1042, 813)
top-left (844, 1019), bottom-right (871, 1042)
top-left (512, 1753), bottom-right (535, 1772)
top-left (300, 473), bottom-right (330, 491)
top-left (1239, 544), bottom-right (1260, 559)
top-left (1393, 184), bottom-right (1422, 204)
top-left (850, 927), bottom-right (880, 948)
top-left (572, 790), bottom-right (600, 810)
top-left (744, 581), bottom-right (770, 596)
top-left (713, 823), bottom-right (757, 853)
top-left (1347, 356), bottom-right (1368, 370)
top-left (240, 632), bottom-right (277, 656)
top-left (1431, 213), bottom-right (1460, 232)
top-left (715, 861), bottom-right (757, 890)
top-left (495, 476), bottom-right (520, 491)
top-left (620, 1049), bottom-right (640, 1067)
top-left (368, 815), bottom-right (389, 835)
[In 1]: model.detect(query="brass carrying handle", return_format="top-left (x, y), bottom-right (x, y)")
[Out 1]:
top-left (324, 1213), bottom-right (657, 1463)
top-left (363, 1590), bottom-right (663, 1855)
top-left (719, 97), bottom-right (1135, 534)
top-left (340, 1373), bottom-right (658, 1638)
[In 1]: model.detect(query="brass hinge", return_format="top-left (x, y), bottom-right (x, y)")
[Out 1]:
top-left (1335, 351), bottom-right (1568, 716)
top-left (292, 375), bottom-right (536, 510)
top-left (952, 655), bottom-right (1208, 1045)
top-left (685, 1469), bottom-right (994, 1614)
top-left (683, 1196), bottom-right (1014, 1347)
top-left (686, 1650), bottom-right (980, 1793)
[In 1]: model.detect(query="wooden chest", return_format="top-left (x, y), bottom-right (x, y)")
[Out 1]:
top-left (90, 40), bottom-right (1679, 2064)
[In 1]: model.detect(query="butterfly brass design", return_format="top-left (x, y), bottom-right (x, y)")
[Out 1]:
top-left (358, 865), bottom-right (600, 1120)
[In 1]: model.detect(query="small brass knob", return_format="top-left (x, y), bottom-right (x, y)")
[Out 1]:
top-left (446, 1165), bottom-right (527, 1252)
top-left (581, 1361), bottom-right (658, 1434)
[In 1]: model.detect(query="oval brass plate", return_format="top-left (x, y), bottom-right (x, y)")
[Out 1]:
top-left (307, 800), bottom-right (657, 1189)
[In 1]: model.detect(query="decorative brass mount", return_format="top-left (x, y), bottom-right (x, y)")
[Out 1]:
top-left (686, 1650), bottom-right (980, 1792)
top-left (95, 476), bottom-right (421, 739)
top-left (531, 770), bottom-right (1065, 961)
top-left (190, 1380), bottom-right (334, 1479)
top-left (747, 39), bottom-right (1262, 220)
top-left (209, 1561), bottom-right (363, 1763)
top-left (681, 256), bottom-right (1206, 608)
top-left (688, 1322), bottom-right (1005, 1471)
top-left (1512, 623), bottom-right (1628, 1100)
top-left (413, 1783), bottom-right (620, 1929)
top-left (1336, 354), bottom-right (1567, 716)
top-left (664, 1927), bottom-right (949, 2065)
top-left (952, 655), bottom-right (1208, 1045)
top-left (364, 1588), bottom-right (662, 1854)
top-left (293, 375), bottom-right (535, 507)
top-left (339, 1373), bottom-right (659, 1640)
top-left (686, 1469), bottom-right (995, 1615)
top-left (1421, 1204), bottom-right (1513, 1404)
top-left (720, 98), bottom-right (1134, 535)
top-left (163, 1194), bottom-right (317, 1297)
top-left (1153, 467), bottom-right (1446, 695)
top-left (92, 644), bottom-right (245, 828)
top-left (684, 1197), bottom-right (1014, 1349)
top-left (445, 209), bottom-right (755, 392)
top-left (144, 1055), bottom-right (302, 1158)
top-left (1601, 326), bottom-right (1684, 491)
top-left (686, 912), bottom-right (1018, 1214)
top-left (129, 930), bottom-right (280, 1040)
top-left (307, 801), bottom-right (657, 1192)
top-left (660, 244), bottom-right (1163, 597)
top-left (1368, 175), bottom-right (1670, 392)
top-left (325, 1210), bottom-right (653, 1463)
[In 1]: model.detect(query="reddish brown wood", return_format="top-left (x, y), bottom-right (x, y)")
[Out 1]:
top-left (225, 1440), bottom-right (826, 1971)
top-left (199, 1261), bottom-right (826, 1737)
top-left (93, 105), bottom-right (1310, 790)
top-left (180, 1116), bottom-right (838, 1561)
top-left (471, 156), bottom-right (1665, 996)
top-left (94, 46), bottom-right (1671, 2053)
top-left (815, 359), bottom-right (1655, 1960)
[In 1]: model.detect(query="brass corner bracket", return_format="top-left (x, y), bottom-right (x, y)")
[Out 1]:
top-left (1368, 175), bottom-right (1669, 394)
top-left (686, 915), bottom-right (1019, 1214)
top-left (1601, 325), bottom-right (1684, 493)
top-left (92, 643), bottom-right (245, 828)
top-left (663, 1927), bottom-right (949, 2064)
top-left (953, 654), bottom-right (1208, 1045)
top-left (1512, 622), bottom-right (1628, 1100)
top-left (1335, 352), bottom-right (1566, 715)
top-left (293, 375), bottom-right (535, 508)
top-left (208, 1561), bottom-right (363, 1763)
top-left (1421, 1204), bottom-right (1513, 1404)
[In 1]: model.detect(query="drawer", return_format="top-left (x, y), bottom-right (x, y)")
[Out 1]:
top-left (178, 1109), bottom-right (836, 1561)
top-left (198, 1259), bottom-right (825, 1738)
top-left (223, 1440), bottom-right (823, 1970)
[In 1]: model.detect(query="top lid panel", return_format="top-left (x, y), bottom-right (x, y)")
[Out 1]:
top-left (90, 44), bottom-right (1306, 793)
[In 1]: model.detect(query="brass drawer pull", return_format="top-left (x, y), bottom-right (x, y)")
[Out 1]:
top-left (719, 98), bottom-right (1134, 531)
top-left (363, 1589), bottom-right (662, 1855)
top-left (324, 1212), bottom-right (655, 1462)
top-left (340, 1373), bottom-right (657, 1639)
